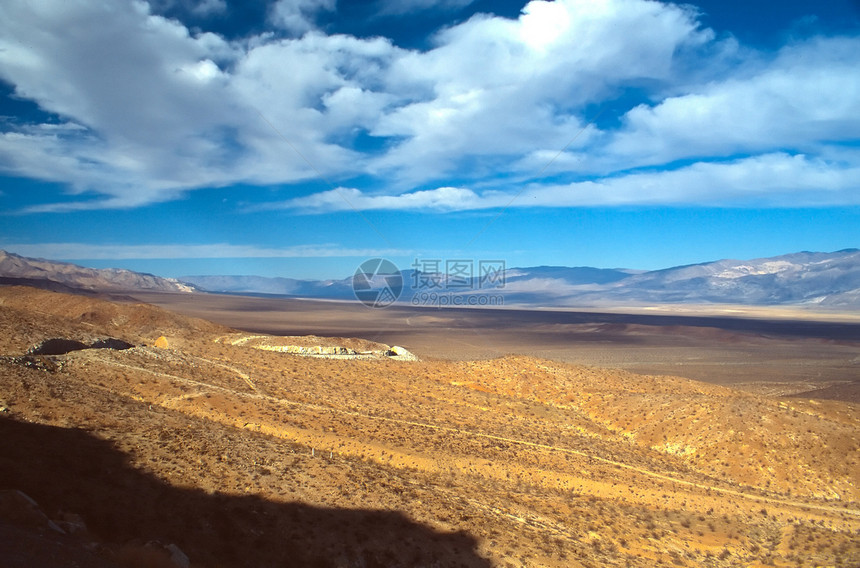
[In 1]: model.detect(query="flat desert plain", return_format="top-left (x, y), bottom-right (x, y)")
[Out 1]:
top-left (1, 286), bottom-right (858, 568)
top-left (132, 291), bottom-right (860, 400)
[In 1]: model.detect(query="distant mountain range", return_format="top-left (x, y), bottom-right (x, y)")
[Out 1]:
top-left (177, 274), bottom-right (348, 298)
top-left (485, 250), bottom-right (860, 308)
top-left (0, 250), bottom-right (197, 294)
top-left (179, 266), bottom-right (638, 301)
top-left (182, 249), bottom-right (860, 308)
top-left (1, 248), bottom-right (858, 308)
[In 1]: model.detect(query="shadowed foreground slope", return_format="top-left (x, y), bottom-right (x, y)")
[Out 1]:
top-left (0, 417), bottom-right (488, 568)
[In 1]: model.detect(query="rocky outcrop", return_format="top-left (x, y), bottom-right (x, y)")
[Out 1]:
top-left (222, 333), bottom-right (420, 361)
top-left (257, 342), bottom-right (420, 360)
top-left (257, 345), bottom-right (358, 356)
top-left (0, 490), bottom-right (190, 568)
top-left (0, 490), bottom-right (64, 534)
top-left (90, 338), bottom-right (135, 350)
top-left (386, 346), bottom-right (418, 361)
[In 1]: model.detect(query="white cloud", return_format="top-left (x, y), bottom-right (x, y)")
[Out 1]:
top-left (277, 185), bottom-right (491, 211)
top-left (0, 0), bottom-right (397, 208)
top-left (269, 0), bottom-right (336, 35)
top-left (0, 0), bottom-right (247, 207)
top-left (604, 36), bottom-right (860, 168)
top-left (192, 0), bottom-right (226, 17)
top-left (370, 0), bottom-right (711, 185)
top-left (0, 0), bottom-right (856, 213)
top-left (279, 153), bottom-right (860, 212)
top-left (1, 242), bottom-right (410, 259)
top-left (525, 153), bottom-right (860, 207)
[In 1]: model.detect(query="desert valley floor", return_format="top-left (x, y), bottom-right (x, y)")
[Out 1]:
top-left (1, 286), bottom-right (858, 567)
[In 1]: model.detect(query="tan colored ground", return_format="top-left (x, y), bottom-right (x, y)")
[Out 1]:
top-left (1, 286), bottom-right (858, 567)
top-left (131, 292), bottom-right (860, 398)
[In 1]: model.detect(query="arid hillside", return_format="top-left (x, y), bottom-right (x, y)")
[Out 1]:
top-left (0, 286), bottom-right (858, 567)
top-left (0, 250), bottom-right (199, 294)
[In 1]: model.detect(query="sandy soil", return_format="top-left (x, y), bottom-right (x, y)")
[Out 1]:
top-left (1, 286), bottom-right (858, 567)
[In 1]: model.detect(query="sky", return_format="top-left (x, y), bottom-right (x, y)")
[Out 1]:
top-left (0, 0), bottom-right (858, 279)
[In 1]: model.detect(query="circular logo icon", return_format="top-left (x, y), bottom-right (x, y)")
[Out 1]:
top-left (352, 258), bottom-right (403, 308)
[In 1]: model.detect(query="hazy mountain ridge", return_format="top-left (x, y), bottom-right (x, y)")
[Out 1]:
top-left (590, 249), bottom-right (860, 306)
top-left (181, 266), bottom-right (636, 303)
top-left (183, 249), bottom-right (860, 308)
top-left (182, 274), bottom-right (355, 299)
top-left (1, 248), bottom-right (857, 307)
top-left (0, 250), bottom-right (198, 294)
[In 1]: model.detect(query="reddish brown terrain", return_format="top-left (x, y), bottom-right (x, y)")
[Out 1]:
top-left (1, 286), bottom-right (858, 567)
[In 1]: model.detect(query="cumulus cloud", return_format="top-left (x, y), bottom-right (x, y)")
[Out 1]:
top-left (604, 36), bottom-right (860, 169)
top-left (0, 0), bottom-right (857, 213)
top-left (0, 0), bottom-right (245, 207)
top-left (369, 0), bottom-right (711, 184)
top-left (0, 0), bottom-right (389, 208)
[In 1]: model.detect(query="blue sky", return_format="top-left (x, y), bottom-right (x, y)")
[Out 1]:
top-left (0, 0), bottom-right (858, 279)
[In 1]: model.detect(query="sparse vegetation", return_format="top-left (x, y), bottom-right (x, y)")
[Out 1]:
top-left (0, 286), bottom-right (858, 567)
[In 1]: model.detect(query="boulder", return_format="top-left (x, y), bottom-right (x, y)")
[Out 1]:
top-left (55, 511), bottom-right (88, 535)
top-left (0, 490), bottom-right (64, 533)
top-left (387, 346), bottom-right (418, 361)
top-left (90, 338), bottom-right (134, 350)
top-left (166, 543), bottom-right (190, 568)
